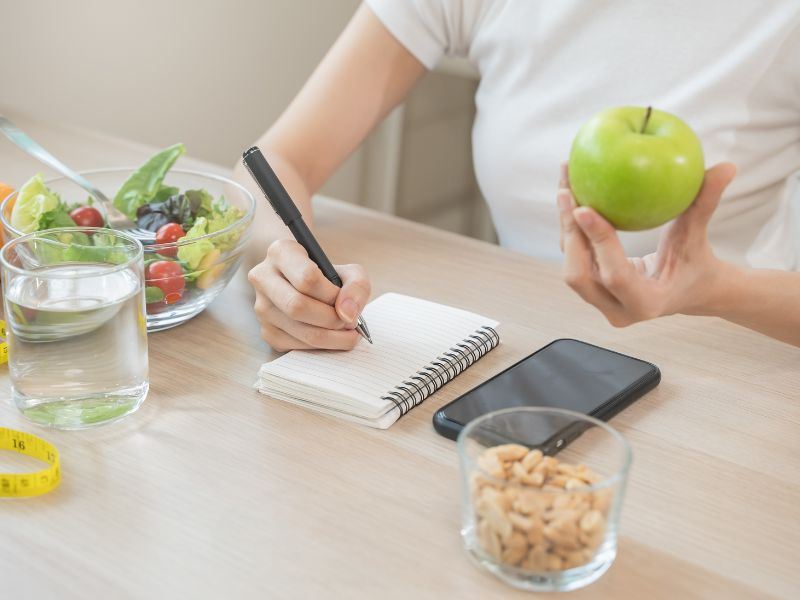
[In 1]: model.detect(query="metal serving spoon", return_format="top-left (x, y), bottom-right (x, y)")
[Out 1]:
top-left (0, 115), bottom-right (155, 242)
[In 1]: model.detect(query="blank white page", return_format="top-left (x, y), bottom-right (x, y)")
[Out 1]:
top-left (257, 293), bottom-right (499, 410)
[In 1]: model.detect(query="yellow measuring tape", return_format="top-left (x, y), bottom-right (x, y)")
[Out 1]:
top-left (0, 428), bottom-right (61, 497)
top-left (0, 319), bottom-right (7, 364)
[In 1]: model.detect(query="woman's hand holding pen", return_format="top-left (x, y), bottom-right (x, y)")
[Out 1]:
top-left (248, 239), bottom-right (372, 352)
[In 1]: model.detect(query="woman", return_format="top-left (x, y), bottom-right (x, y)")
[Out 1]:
top-left (236, 1), bottom-right (800, 349)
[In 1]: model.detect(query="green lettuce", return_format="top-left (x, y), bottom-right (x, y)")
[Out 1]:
top-left (184, 189), bottom-right (214, 219)
top-left (10, 174), bottom-right (62, 233)
top-left (176, 216), bottom-right (214, 269)
top-left (152, 184), bottom-right (180, 203)
top-left (113, 143), bottom-right (185, 218)
top-left (39, 206), bottom-right (77, 230)
top-left (206, 196), bottom-right (244, 251)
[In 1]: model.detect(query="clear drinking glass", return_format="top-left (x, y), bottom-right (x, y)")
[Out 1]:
top-left (458, 407), bottom-right (632, 592)
top-left (1, 227), bottom-right (148, 428)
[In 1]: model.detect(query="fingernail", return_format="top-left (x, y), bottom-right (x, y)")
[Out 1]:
top-left (339, 298), bottom-right (358, 322)
top-left (574, 207), bottom-right (594, 227)
top-left (557, 192), bottom-right (572, 213)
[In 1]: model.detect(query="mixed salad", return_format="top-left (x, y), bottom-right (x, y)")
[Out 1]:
top-left (8, 143), bottom-right (245, 308)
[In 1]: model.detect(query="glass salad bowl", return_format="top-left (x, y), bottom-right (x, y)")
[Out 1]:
top-left (1, 167), bottom-right (255, 331)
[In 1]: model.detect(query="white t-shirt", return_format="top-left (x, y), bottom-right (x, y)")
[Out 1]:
top-left (365, 0), bottom-right (800, 269)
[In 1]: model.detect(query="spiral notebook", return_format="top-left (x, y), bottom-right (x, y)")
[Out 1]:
top-left (255, 293), bottom-right (500, 428)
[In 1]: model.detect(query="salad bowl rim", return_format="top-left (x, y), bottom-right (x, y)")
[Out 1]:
top-left (0, 167), bottom-right (256, 249)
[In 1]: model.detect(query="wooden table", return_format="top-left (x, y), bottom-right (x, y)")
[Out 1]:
top-left (1, 108), bottom-right (798, 599)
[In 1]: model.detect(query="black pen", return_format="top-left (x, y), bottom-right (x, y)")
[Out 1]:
top-left (242, 146), bottom-right (373, 344)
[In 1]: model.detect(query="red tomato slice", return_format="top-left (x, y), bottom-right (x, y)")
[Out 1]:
top-left (154, 222), bottom-right (185, 257)
top-left (69, 206), bottom-right (104, 228)
top-left (145, 260), bottom-right (185, 304)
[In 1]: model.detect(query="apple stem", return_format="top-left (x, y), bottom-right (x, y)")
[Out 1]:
top-left (641, 106), bottom-right (652, 134)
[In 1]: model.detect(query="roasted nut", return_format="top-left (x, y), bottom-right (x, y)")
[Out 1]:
top-left (524, 544), bottom-right (548, 571)
top-left (521, 449), bottom-right (544, 471)
top-left (511, 461), bottom-right (528, 481)
top-left (562, 550), bottom-right (588, 569)
top-left (484, 500), bottom-right (513, 542)
top-left (579, 509), bottom-right (604, 533)
top-left (546, 554), bottom-right (564, 571)
top-left (508, 511), bottom-right (537, 532)
top-left (565, 477), bottom-right (587, 491)
top-left (526, 523), bottom-right (545, 546)
top-left (478, 518), bottom-right (503, 560)
top-left (513, 489), bottom-right (545, 515)
top-left (502, 544), bottom-right (528, 567)
top-left (478, 452), bottom-right (506, 479)
top-left (493, 443), bottom-right (529, 462)
top-left (592, 488), bottom-right (613, 513)
top-left (543, 520), bottom-right (581, 551)
top-left (471, 445), bottom-right (613, 573)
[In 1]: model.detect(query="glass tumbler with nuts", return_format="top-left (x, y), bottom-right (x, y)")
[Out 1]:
top-left (457, 407), bottom-right (632, 592)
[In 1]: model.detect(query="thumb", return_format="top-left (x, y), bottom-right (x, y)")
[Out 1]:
top-left (334, 264), bottom-right (371, 325)
top-left (681, 162), bottom-right (737, 230)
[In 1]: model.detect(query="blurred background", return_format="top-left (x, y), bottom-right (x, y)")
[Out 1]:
top-left (0, 0), bottom-right (496, 242)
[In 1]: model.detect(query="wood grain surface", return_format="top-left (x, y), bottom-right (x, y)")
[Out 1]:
top-left (1, 108), bottom-right (798, 599)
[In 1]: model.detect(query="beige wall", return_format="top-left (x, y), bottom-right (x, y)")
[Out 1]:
top-left (0, 0), bottom-right (494, 240)
top-left (0, 0), bottom-right (363, 200)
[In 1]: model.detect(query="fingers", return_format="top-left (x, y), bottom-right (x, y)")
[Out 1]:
top-left (247, 238), bottom-right (370, 351)
top-left (559, 194), bottom-right (629, 322)
top-left (258, 321), bottom-right (315, 353)
top-left (680, 163), bottom-right (737, 230)
top-left (557, 171), bottom-right (576, 252)
top-left (261, 269), bottom-right (348, 330)
top-left (269, 239), bottom-right (341, 304)
top-left (268, 309), bottom-right (361, 350)
top-left (559, 162), bottom-right (570, 189)
top-left (335, 263), bottom-right (371, 326)
top-left (250, 281), bottom-right (361, 351)
top-left (572, 207), bottom-right (643, 305)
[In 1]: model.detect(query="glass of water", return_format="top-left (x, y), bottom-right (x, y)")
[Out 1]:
top-left (1, 227), bottom-right (148, 428)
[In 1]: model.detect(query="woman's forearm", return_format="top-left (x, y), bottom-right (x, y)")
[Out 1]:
top-left (704, 262), bottom-right (800, 346)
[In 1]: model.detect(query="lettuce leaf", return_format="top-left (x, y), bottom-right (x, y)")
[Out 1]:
top-left (153, 184), bottom-right (179, 203)
top-left (10, 174), bottom-right (62, 233)
top-left (113, 143), bottom-right (185, 218)
top-left (176, 216), bottom-right (214, 269)
top-left (184, 189), bottom-right (214, 220)
top-left (39, 206), bottom-right (77, 229)
top-left (205, 196), bottom-right (244, 251)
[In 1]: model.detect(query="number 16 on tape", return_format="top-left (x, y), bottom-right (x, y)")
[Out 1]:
top-left (0, 428), bottom-right (61, 497)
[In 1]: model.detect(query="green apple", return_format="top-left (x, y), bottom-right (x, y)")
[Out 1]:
top-left (568, 106), bottom-right (705, 231)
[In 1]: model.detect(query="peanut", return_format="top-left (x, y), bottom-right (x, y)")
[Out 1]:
top-left (484, 500), bottom-right (513, 542)
top-left (511, 461), bottom-right (528, 481)
top-left (493, 444), bottom-right (529, 462)
top-left (507, 511), bottom-right (536, 532)
top-left (478, 518), bottom-right (503, 560)
top-left (521, 449), bottom-right (544, 471)
top-left (470, 444), bottom-right (615, 573)
top-left (579, 509), bottom-right (604, 534)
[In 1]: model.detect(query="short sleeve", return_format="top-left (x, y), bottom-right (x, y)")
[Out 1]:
top-left (364, 0), bottom-right (477, 69)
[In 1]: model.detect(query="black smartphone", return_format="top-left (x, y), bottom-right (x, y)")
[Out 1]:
top-left (433, 338), bottom-right (660, 441)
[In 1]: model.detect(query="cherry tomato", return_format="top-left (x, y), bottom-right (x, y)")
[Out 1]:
top-left (145, 260), bottom-right (185, 305)
top-left (154, 222), bottom-right (185, 257)
top-left (69, 206), bottom-right (104, 228)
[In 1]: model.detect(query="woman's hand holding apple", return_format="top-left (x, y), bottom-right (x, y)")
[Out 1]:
top-left (558, 162), bottom-right (738, 325)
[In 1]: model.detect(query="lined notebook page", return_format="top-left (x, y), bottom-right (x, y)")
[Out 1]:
top-left (257, 293), bottom-right (499, 411)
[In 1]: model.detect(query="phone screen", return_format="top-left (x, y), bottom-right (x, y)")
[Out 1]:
top-left (438, 339), bottom-right (658, 428)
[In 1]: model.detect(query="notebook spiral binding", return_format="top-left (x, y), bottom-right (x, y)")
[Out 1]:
top-left (381, 326), bottom-right (500, 418)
